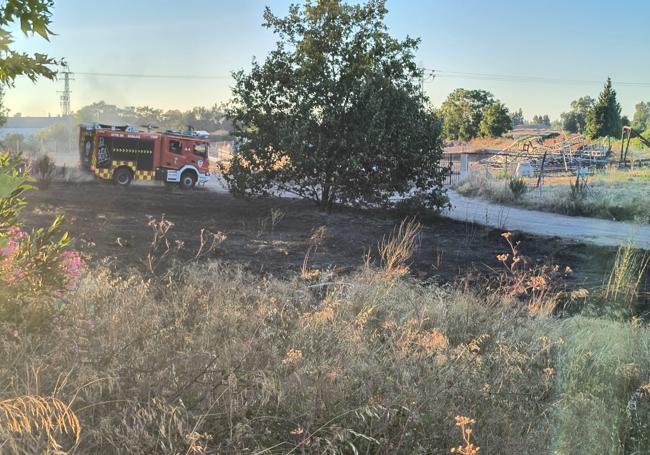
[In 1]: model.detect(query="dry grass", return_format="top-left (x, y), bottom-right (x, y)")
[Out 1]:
top-left (1, 225), bottom-right (649, 453)
top-left (376, 218), bottom-right (421, 277)
top-left (605, 243), bottom-right (649, 307)
top-left (0, 395), bottom-right (80, 452)
top-left (1, 260), bottom-right (565, 453)
top-left (455, 169), bottom-right (650, 223)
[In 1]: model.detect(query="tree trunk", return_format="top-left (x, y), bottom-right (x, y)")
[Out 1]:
top-left (320, 184), bottom-right (330, 212)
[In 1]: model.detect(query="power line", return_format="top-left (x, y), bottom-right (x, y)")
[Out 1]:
top-left (424, 69), bottom-right (650, 87)
top-left (75, 71), bottom-right (230, 80)
top-left (73, 69), bottom-right (650, 88)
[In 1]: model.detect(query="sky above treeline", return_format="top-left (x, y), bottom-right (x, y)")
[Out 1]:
top-left (6, 0), bottom-right (650, 119)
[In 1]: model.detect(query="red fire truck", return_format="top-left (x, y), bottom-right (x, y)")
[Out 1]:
top-left (79, 124), bottom-right (210, 188)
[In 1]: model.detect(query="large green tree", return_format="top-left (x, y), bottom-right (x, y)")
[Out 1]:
top-left (585, 77), bottom-right (622, 139)
top-left (560, 96), bottom-right (595, 133)
top-left (631, 101), bottom-right (650, 132)
top-left (440, 88), bottom-right (494, 141)
top-left (479, 101), bottom-right (512, 138)
top-left (224, 0), bottom-right (447, 210)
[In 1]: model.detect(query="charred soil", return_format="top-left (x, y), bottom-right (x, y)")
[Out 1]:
top-left (23, 182), bottom-right (622, 289)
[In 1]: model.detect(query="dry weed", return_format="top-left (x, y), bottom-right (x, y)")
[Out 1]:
top-left (450, 416), bottom-right (479, 455)
top-left (0, 395), bottom-right (80, 450)
top-left (494, 232), bottom-right (566, 315)
top-left (377, 218), bottom-right (421, 277)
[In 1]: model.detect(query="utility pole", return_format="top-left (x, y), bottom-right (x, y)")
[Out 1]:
top-left (58, 64), bottom-right (75, 154)
top-left (419, 68), bottom-right (436, 98)
top-left (58, 64), bottom-right (74, 117)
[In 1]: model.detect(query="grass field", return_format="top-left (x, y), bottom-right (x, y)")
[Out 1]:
top-left (455, 167), bottom-right (650, 223)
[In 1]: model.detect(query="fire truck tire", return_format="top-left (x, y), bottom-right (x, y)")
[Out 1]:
top-left (180, 171), bottom-right (197, 189)
top-left (113, 167), bottom-right (133, 186)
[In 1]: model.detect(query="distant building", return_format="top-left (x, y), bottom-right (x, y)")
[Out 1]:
top-left (0, 116), bottom-right (70, 138)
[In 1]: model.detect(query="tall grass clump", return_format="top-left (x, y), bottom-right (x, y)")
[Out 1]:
top-left (454, 171), bottom-right (516, 204)
top-left (605, 243), bottom-right (649, 307)
top-left (551, 243), bottom-right (650, 454)
top-left (0, 396), bottom-right (81, 452)
top-left (376, 217), bottom-right (421, 277)
top-left (553, 317), bottom-right (650, 454)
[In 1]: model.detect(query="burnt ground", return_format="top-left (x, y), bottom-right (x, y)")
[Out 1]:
top-left (22, 181), bottom-right (622, 289)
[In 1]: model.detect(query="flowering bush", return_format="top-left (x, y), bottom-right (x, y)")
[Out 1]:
top-left (0, 152), bottom-right (82, 323)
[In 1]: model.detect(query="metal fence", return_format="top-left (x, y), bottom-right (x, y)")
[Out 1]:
top-left (441, 152), bottom-right (461, 185)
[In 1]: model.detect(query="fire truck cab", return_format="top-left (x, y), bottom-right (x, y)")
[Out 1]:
top-left (79, 124), bottom-right (210, 189)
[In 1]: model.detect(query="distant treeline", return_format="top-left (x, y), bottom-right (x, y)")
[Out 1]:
top-left (74, 101), bottom-right (233, 136)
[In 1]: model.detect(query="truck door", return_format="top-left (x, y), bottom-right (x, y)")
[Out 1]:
top-left (190, 141), bottom-right (209, 174)
top-left (161, 136), bottom-right (184, 170)
top-left (182, 139), bottom-right (202, 168)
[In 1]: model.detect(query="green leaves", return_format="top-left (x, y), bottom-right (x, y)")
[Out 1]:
top-left (631, 101), bottom-right (650, 133)
top-left (0, 154), bottom-right (74, 325)
top-left (560, 96), bottom-right (594, 134)
top-left (585, 77), bottom-right (622, 139)
top-left (440, 89), bottom-right (496, 141)
top-left (225, 0), bottom-right (447, 210)
top-left (479, 101), bottom-right (512, 138)
top-left (0, 173), bottom-right (25, 198)
top-left (0, 0), bottom-right (60, 87)
top-left (1, 0), bottom-right (55, 39)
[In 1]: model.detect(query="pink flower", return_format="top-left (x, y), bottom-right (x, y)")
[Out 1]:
top-left (1, 224), bottom-right (83, 294)
top-left (0, 226), bottom-right (27, 258)
top-left (60, 250), bottom-right (83, 290)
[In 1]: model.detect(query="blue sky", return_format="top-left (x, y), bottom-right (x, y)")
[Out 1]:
top-left (6, 0), bottom-right (650, 119)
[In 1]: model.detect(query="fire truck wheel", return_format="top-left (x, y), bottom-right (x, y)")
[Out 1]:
top-left (180, 171), bottom-right (197, 189)
top-left (113, 168), bottom-right (133, 186)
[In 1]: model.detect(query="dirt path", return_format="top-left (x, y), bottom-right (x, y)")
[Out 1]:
top-left (445, 190), bottom-right (650, 250)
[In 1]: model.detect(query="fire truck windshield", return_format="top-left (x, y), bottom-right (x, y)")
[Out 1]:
top-left (193, 142), bottom-right (208, 158)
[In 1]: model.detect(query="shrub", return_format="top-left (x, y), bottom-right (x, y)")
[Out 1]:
top-left (508, 177), bottom-right (527, 199)
top-left (33, 154), bottom-right (56, 189)
top-left (0, 152), bottom-right (82, 324)
top-left (569, 172), bottom-right (589, 202)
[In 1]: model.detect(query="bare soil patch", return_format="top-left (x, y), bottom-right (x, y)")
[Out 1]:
top-left (23, 182), bottom-right (618, 287)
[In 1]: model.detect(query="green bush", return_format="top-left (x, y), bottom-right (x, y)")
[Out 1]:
top-left (0, 152), bottom-right (80, 325)
top-left (508, 177), bottom-right (527, 199)
top-left (33, 154), bottom-right (56, 189)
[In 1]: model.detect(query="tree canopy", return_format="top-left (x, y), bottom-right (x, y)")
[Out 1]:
top-left (632, 101), bottom-right (650, 133)
top-left (74, 101), bottom-right (231, 134)
top-left (560, 96), bottom-right (594, 133)
top-left (224, 0), bottom-right (447, 210)
top-left (510, 108), bottom-right (524, 127)
top-left (440, 89), bottom-right (495, 141)
top-left (530, 114), bottom-right (550, 126)
top-left (479, 101), bottom-right (512, 138)
top-left (585, 77), bottom-right (622, 139)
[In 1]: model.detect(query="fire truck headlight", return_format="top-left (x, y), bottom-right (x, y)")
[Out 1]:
top-left (198, 160), bottom-right (204, 167)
